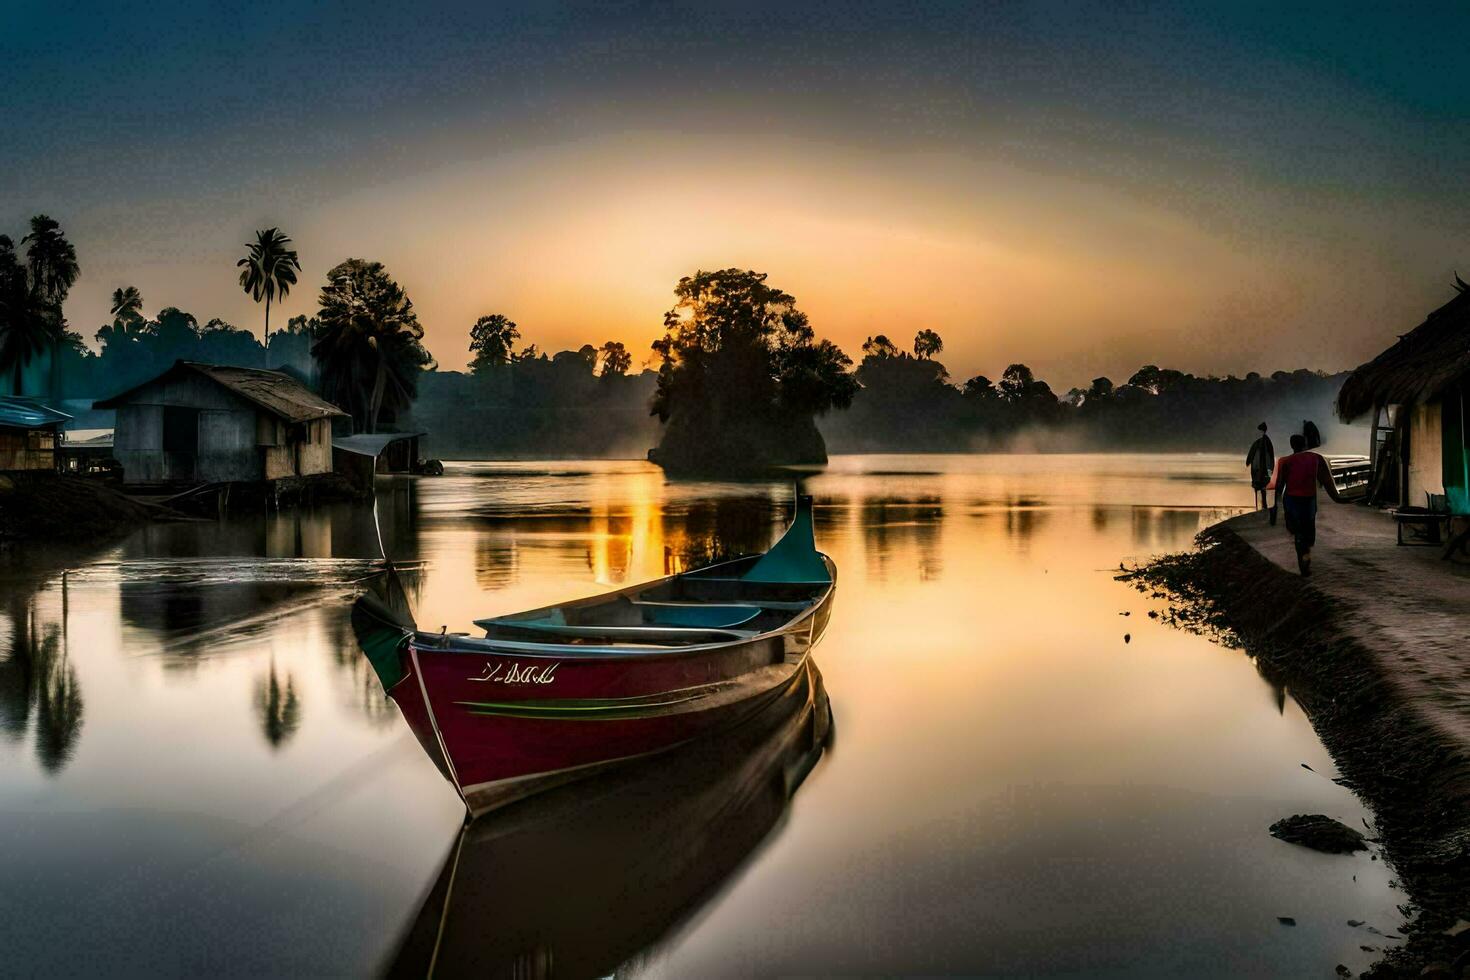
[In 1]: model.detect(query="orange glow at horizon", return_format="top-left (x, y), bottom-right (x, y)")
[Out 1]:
top-left (63, 132), bottom-right (1455, 392)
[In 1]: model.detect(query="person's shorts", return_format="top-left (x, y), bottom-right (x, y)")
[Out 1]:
top-left (1282, 494), bottom-right (1317, 552)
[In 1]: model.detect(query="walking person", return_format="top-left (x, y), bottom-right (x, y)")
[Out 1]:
top-left (1269, 433), bottom-right (1348, 576)
top-left (1246, 422), bottom-right (1274, 511)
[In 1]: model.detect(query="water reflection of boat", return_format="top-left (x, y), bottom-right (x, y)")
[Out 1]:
top-left (384, 657), bottom-right (831, 979)
top-left (354, 494), bottom-right (835, 816)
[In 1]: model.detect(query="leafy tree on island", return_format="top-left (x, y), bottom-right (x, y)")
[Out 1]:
top-left (468, 313), bottom-right (521, 372)
top-left (862, 334), bottom-right (900, 359)
top-left (312, 258), bottom-right (432, 433)
top-left (913, 329), bottom-right (943, 359)
top-left (598, 340), bottom-right (631, 377)
top-left (237, 228), bottom-right (301, 353)
top-left (649, 268), bottom-right (857, 472)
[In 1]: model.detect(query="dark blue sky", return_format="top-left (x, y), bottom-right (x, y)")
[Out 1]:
top-left (4, 1), bottom-right (1468, 382)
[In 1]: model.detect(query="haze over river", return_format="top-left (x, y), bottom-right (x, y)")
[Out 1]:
top-left (0, 455), bottom-right (1400, 977)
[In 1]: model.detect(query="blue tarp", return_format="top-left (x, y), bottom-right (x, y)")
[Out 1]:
top-left (0, 397), bottom-right (71, 430)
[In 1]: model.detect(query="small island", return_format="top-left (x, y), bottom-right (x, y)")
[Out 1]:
top-left (646, 268), bottom-right (857, 475)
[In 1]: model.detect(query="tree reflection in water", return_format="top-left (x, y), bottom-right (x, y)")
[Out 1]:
top-left (324, 599), bottom-right (400, 729)
top-left (253, 656), bottom-right (301, 750)
top-left (661, 495), bottom-right (778, 574)
top-left (858, 495), bottom-right (944, 583)
top-left (0, 586), bottom-right (84, 774)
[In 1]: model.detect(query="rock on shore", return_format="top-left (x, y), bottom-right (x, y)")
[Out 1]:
top-left (1270, 814), bottom-right (1369, 854)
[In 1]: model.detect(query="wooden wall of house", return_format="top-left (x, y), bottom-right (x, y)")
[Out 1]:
top-left (114, 401), bottom-right (258, 482)
top-left (198, 408), bottom-right (259, 482)
top-left (262, 418), bottom-right (333, 479)
top-left (111, 374), bottom-right (262, 483)
top-left (0, 426), bottom-right (56, 471)
top-left (302, 419), bottom-right (333, 475)
top-left (1407, 400), bottom-right (1443, 504)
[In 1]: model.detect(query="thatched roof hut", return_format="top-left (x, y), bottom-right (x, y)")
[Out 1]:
top-left (1336, 279), bottom-right (1470, 511)
top-left (1337, 279), bottom-right (1470, 421)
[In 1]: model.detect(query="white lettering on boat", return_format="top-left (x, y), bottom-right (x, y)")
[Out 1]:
top-left (467, 661), bottom-right (559, 685)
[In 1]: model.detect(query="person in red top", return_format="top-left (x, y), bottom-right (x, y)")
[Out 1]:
top-left (1269, 433), bottom-right (1347, 576)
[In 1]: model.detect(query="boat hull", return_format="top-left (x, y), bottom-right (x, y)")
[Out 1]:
top-left (385, 658), bottom-right (831, 977)
top-left (384, 576), bottom-right (834, 815)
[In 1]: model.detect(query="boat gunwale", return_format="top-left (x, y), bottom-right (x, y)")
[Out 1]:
top-left (413, 553), bottom-right (837, 661)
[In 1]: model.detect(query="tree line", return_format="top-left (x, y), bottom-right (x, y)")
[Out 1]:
top-left (819, 337), bottom-right (1351, 453)
top-left (0, 217), bottom-right (1350, 458)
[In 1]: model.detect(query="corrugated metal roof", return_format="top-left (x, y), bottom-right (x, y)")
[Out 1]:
top-left (0, 397), bottom-right (73, 430)
top-left (332, 432), bottom-right (426, 457)
top-left (95, 361), bottom-right (348, 423)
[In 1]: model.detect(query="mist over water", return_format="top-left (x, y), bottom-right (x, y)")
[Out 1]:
top-left (0, 455), bottom-right (1398, 976)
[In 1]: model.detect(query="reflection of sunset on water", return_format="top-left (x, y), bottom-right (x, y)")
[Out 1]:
top-left (0, 455), bottom-right (1402, 975)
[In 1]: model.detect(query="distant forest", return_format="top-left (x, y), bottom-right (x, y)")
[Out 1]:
top-left (407, 337), bottom-right (1355, 459)
top-left (818, 339), bottom-right (1356, 453)
top-left (2, 216), bottom-right (1354, 459)
top-left (36, 311), bottom-right (1353, 459)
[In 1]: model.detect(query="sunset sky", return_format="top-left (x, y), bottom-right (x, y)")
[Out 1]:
top-left (4, 1), bottom-right (1469, 389)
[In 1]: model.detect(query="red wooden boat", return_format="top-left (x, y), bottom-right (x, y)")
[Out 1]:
top-left (355, 494), bottom-right (835, 816)
top-left (384, 656), bottom-right (831, 976)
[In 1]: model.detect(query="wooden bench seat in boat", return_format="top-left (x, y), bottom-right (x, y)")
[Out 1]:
top-left (478, 603), bottom-right (763, 633)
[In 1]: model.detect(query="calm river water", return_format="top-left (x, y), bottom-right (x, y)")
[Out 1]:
top-left (0, 454), bottom-right (1400, 977)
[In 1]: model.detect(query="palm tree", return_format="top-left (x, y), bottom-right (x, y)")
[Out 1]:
top-left (312, 259), bottom-right (432, 433)
top-left (0, 236), bottom-right (55, 395)
top-left (18, 216), bottom-right (78, 398)
top-left (21, 216), bottom-right (79, 307)
top-left (109, 286), bottom-right (143, 322)
top-left (236, 228), bottom-right (301, 356)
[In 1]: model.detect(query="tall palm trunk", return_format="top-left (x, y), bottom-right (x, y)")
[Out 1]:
top-left (263, 295), bottom-right (271, 368)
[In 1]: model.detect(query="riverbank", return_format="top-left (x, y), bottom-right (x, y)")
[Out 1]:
top-left (1123, 506), bottom-right (1470, 979)
top-left (0, 471), bottom-right (156, 545)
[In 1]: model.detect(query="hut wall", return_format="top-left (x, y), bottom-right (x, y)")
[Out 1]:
top-left (263, 433), bottom-right (293, 481)
top-left (300, 419), bottom-right (333, 476)
top-left (198, 409), bottom-right (260, 482)
top-left (0, 426), bottom-right (56, 471)
top-left (111, 375), bottom-right (265, 483)
top-left (262, 418), bottom-right (332, 479)
top-left (112, 403), bottom-right (165, 481)
top-left (1407, 401), bottom-right (1443, 505)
